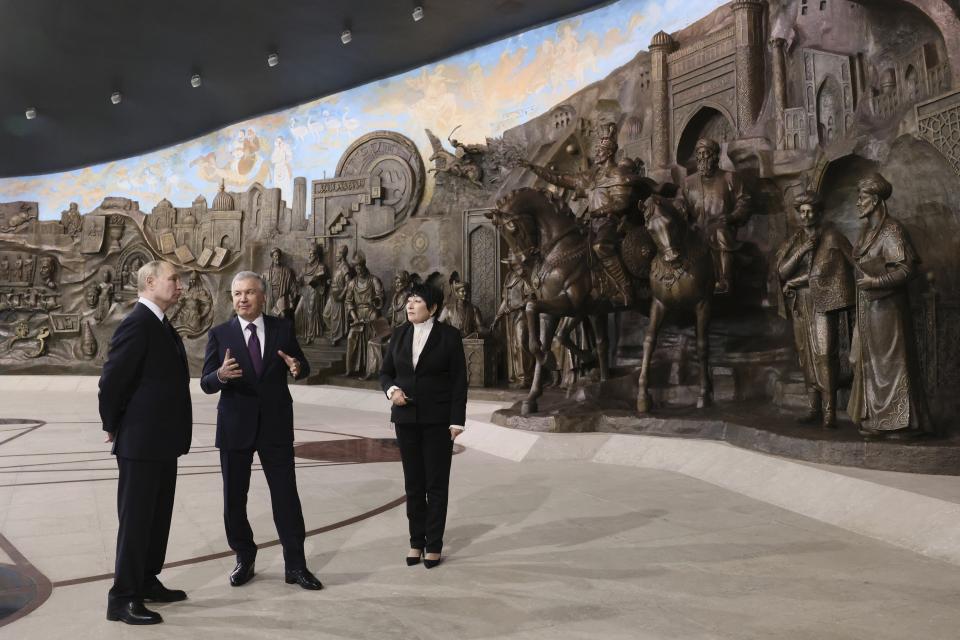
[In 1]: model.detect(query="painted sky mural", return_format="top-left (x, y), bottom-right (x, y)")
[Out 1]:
top-left (0, 0), bottom-right (725, 220)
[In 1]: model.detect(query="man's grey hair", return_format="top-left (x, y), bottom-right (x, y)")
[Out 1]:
top-left (136, 260), bottom-right (171, 292)
top-left (231, 271), bottom-right (266, 292)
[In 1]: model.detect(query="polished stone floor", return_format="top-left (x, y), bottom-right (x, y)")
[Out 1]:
top-left (1, 380), bottom-right (960, 639)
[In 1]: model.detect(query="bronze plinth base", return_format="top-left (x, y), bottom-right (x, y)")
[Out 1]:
top-left (491, 399), bottom-right (960, 476)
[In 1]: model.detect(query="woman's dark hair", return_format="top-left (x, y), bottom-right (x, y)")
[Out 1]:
top-left (406, 282), bottom-right (444, 316)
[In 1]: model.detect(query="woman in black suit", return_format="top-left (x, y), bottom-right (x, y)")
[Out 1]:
top-left (379, 283), bottom-right (468, 568)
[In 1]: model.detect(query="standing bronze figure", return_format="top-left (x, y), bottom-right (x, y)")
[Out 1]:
top-left (521, 123), bottom-right (637, 306)
top-left (343, 252), bottom-right (384, 377)
top-left (492, 256), bottom-right (534, 388)
top-left (263, 248), bottom-right (298, 320)
top-left (439, 280), bottom-right (484, 338)
top-left (294, 245), bottom-right (329, 344)
top-left (775, 191), bottom-right (855, 429)
top-left (679, 138), bottom-right (751, 294)
top-left (388, 271), bottom-right (414, 327)
top-left (363, 270), bottom-right (415, 382)
top-left (322, 245), bottom-right (352, 346)
top-left (847, 174), bottom-right (935, 439)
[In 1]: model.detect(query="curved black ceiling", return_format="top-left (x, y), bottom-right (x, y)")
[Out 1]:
top-left (0, 0), bottom-right (613, 178)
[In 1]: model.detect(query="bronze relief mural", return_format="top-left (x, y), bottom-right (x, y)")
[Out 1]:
top-left (2, 0), bottom-right (960, 449)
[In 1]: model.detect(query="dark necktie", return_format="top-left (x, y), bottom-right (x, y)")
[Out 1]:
top-left (163, 316), bottom-right (187, 365)
top-left (246, 323), bottom-right (264, 378)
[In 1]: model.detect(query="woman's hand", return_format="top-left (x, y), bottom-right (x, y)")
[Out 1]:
top-left (390, 388), bottom-right (408, 406)
top-left (450, 427), bottom-right (463, 441)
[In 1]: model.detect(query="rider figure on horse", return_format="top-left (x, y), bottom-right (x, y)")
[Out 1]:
top-left (679, 138), bottom-right (752, 295)
top-left (522, 123), bottom-right (640, 306)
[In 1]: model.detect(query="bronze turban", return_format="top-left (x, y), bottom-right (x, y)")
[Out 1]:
top-left (857, 173), bottom-right (893, 201)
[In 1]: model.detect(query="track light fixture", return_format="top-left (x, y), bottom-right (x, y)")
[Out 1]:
top-left (111, 91), bottom-right (122, 105)
top-left (412, 6), bottom-right (424, 21)
top-left (267, 52), bottom-right (280, 67)
top-left (25, 107), bottom-right (37, 120)
top-left (340, 30), bottom-right (352, 45)
top-left (190, 74), bottom-right (202, 88)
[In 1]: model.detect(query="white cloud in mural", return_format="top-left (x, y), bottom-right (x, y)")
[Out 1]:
top-left (360, 12), bottom-right (649, 145)
top-left (0, 0), bottom-right (727, 219)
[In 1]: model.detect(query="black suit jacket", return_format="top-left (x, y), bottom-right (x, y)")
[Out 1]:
top-left (379, 321), bottom-right (468, 426)
top-left (200, 314), bottom-right (310, 450)
top-left (98, 302), bottom-right (193, 460)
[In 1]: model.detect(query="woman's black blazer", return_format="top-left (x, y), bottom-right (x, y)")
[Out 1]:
top-left (379, 321), bottom-right (468, 426)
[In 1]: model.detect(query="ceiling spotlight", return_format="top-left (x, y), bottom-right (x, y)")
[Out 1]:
top-left (25, 107), bottom-right (37, 120)
top-left (110, 91), bottom-right (122, 105)
top-left (340, 29), bottom-right (352, 45)
top-left (412, 6), bottom-right (424, 21)
top-left (267, 52), bottom-right (279, 67)
top-left (190, 74), bottom-right (202, 88)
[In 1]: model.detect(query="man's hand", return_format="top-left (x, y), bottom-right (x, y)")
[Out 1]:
top-left (450, 427), bottom-right (463, 441)
top-left (856, 275), bottom-right (881, 290)
top-left (218, 348), bottom-right (243, 382)
top-left (104, 431), bottom-right (115, 443)
top-left (278, 350), bottom-right (302, 377)
top-left (390, 388), bottom-right (408, 406)
top-left (784, 277), bottom-right (804, 291)
top-left (798, 236), bottom-right (817, 257)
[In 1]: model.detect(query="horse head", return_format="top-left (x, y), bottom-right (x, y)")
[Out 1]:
top-left (487, 188), bottom-right (553, 269)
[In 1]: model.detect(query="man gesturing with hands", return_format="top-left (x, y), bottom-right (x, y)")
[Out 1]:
top-left (201, 271), bottom-right (322, 590)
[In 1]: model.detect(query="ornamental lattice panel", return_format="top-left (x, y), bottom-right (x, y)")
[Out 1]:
top-left (917, 89), bottom-right (960, 176)
top-left (469, 225), bottom-right (497, 325)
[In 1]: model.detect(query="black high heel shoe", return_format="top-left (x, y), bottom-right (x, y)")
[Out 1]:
top-left (406, 549), bottom-right (423, 566)
top-left (423, 553), bottom-right (442, 569)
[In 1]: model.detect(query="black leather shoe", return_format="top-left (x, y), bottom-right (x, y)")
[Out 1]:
top-left (423, 553), bottom-right (442, 569)
top-left (229, 560), bottom-right (256, 587)
top-left (106, 601), bottom-right (163, 625)
top-left (285, 568), bottom-right (323, 590)
top-left (143, 580), bottom-right (187, 603)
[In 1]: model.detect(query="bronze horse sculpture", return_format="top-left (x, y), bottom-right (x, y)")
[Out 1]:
top-left (487, 187), bottom-right (651, 415)
top-left (487, 187), bottom-right (715, 416)
top-left (637, 194), bottom-right (716, 413)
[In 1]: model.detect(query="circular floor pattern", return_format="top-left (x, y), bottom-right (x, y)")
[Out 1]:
top-left (0, 421), bottom-right (427, 626)
top-left (0, 564), bottom-right (41, 624)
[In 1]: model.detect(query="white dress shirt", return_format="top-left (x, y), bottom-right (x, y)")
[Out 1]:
top-left (411, 316), bottom-right (434, 369)
top-left (237, 315), bottom-right (266, 359)
top-left (138, 297), bottom-right (166, 323)
top-left (386, 317), bottom-right (464, 431)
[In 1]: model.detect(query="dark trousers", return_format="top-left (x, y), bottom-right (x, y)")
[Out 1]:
top-left (395, 423), bottom-right (453, 553)
top-left (220, 444), bottom-right (306, 570)
top-left (109, 457), bottom-right (177, 603)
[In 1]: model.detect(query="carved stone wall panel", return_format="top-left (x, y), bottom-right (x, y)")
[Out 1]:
top-left (917, 89), bottom-right (960, 176)
top-left (312, 131), bottom-right (425, 245)
top-left (667, 26), bottom-right (740, 162)
top-left (783, 107), bottom-right (809, 150)
top-left (0, 202), bottom-right (38, 233)
top-left (467, 225), bottom-right (498, 326)
top-left (80, 216), bottom-right (106, 254)
top-left (668, 28), bottom-right (736, 75)
top-left (803, 48), bottom-right (855, 148)
top-left (0, 251), bottom-right (37, 286)
top-left (673, 92), bottom-right (738, 140)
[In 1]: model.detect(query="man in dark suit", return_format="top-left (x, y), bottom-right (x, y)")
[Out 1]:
top-left (99, 260), bottom-right (192, 625)
top-left (200, 270), bottom-right (323, 590)
top-left (379, 283), bottom-right (468, 568)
